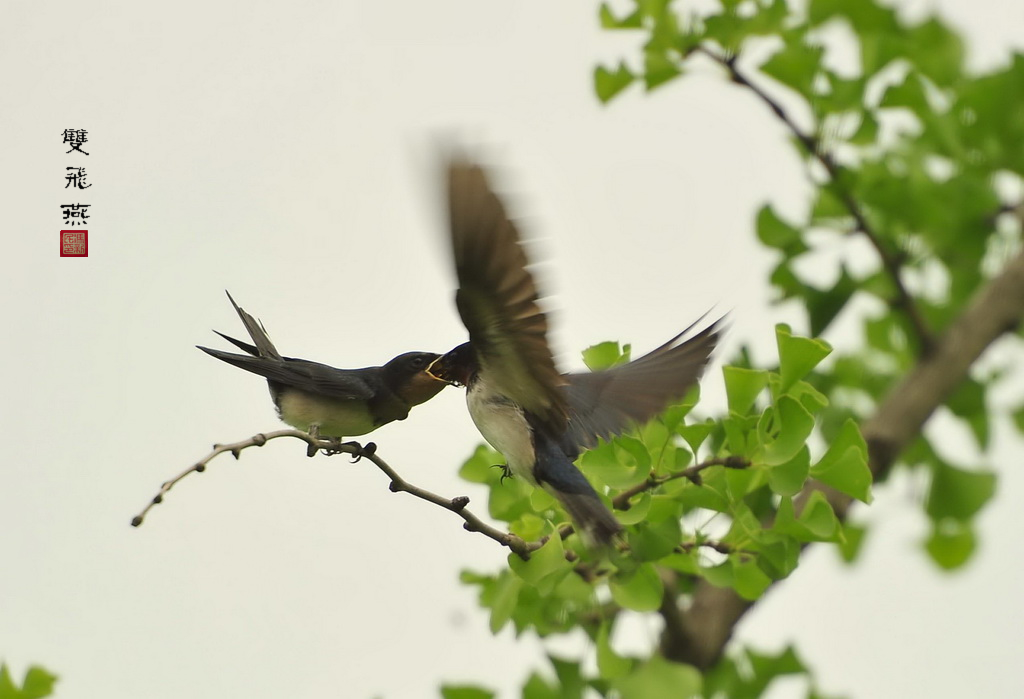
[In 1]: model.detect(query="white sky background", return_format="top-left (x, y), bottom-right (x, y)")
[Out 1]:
top-left (2, 1), bottom-right (1022, 697)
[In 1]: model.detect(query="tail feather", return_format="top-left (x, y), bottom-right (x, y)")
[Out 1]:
top-left (551, 488), bottom-right (622, 547)
top-left (224, 291), bottom-right (281, 360)
top-left (213, 330), bottom-right (259, 356)
top-left (195, 345), bottom-right (278, 380)
top-left (534, 434), bottom-right (622, 547)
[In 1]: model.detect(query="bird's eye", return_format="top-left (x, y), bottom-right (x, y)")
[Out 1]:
top-left (411, 356), bottom-right (426, 369)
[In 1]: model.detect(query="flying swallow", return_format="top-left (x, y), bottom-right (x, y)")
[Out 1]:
top-left (429, 159), bottom-right (722, 546)
top-left (198, 292), bottom-right (447, 447)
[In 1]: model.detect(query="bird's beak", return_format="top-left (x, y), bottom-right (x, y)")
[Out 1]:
top-left (427, 353), bottom-right (464, 387)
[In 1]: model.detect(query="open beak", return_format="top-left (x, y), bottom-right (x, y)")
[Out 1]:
top-left (427, 353), bottom-right (463, 387)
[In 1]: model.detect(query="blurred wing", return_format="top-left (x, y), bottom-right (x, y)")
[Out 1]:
top-left (562, 318), bottom-right (724, 454)
top-left (448, 158), bottom-right (568, 432)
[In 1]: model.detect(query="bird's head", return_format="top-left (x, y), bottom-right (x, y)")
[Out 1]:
top-left (384, 351), bottom-right (448, 405)
top-left (426, 342), bottom-right (477, 388)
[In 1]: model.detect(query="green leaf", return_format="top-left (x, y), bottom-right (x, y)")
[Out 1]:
top-left (799, 491), bottom-right (840, 539)
top-left (757, 535), bottom-right (801, 579)
top-left (761, 396), bottom-right (815, 466)
top-left (582, 341), bottom-right (628, 371)
top-left (0, 665), bottom-right (58, 699)
top-left (723, 366), bottom-right (770, 415)
top-left (599, 3), bottom-right (642, 29)
top-left (487, 473), bottom-right (533, 522)
top-left (769, 446), bottom-right (810, 496)
top-left (775, 493), bottom-right (839, 542)
top-left (946, 377), bottom-right (989, 449)
top-left (811, 419), bottom-right (873, 503)
top-left (676, 476), bottom-right (730, 512)
top-left (733, 557), bottom-right (773, 600)
top-left (810, 184), bottom-right (849, 221)
top-left (926, 462), bottom-right (996, 522)
top-left (850, 110), bottom-right (879, 145)
top-left (925, 519), bottom-right (976, 569)
top-left (615, 492), bottom-right (653, 526)
top-left (521, 672), bottom-right (559, 699)
top-left (787, 379), bottom-right (830, 414)
top-left (761, 37), bottom-right (824, 96)
top-left (749, 644), bottom-right (806, 679)
top-left (579, 439), bottom-right (648, 490)
top-left (907, 17), bottom-right (963, 86)
top-left (595, 62), bottom-right (635, 103)
top-left (805, 266), bottom-right (858, 336)
top-left (459, 444), bottom-right (504, 483)
top-left (488, 573), bottom-right (523, 633)
top-left (529, 487), bottom-right (557, 514)
top-left (880, 73), bottom-right (928, 113)
top-left (1013, 403), bottom-right (1024, 434)
top-left (700, 561), bottom-right (733, 588)
top-left (644, 47), bottom-right (682, 91)
top-left (756, 205), bottom-right (807, 256)
top-left (613, 657), bottom-right (702, 699)
top-left (776, 325), bottom-right (832, 393)
top-left (723, 412), bottom-right (757, 457)
top-left (677, 421), bottom-right (714, 454)
top-left (19, 669), bottom-right (57, 699)
top-left (629, 518), bottom-right (682, 561)
top-left (597, 622), bottom-right (633, 679)
top-left (837, 522), bottom-right (867, 563)
top-left (610, 562), bottom-right (664, 612)
top-left (440, 686), bottom-right (495, 699)
top-left (509, 532), bottom-right (567, 586)
top-left (548, 655), bottom-right (586, 697)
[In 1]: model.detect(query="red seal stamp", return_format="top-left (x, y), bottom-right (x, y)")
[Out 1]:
top-left (60, 229), bottom-right (88, 257)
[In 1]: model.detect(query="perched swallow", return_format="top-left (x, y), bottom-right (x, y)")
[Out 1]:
top-left (198, 292), bottom-right (447, 444)
top-left (429, 159), bottom-right (722, 546)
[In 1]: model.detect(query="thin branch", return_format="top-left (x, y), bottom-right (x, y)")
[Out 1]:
top-left (541, 456), bottom-right (750, 546)
top-left (131, 429), bottom-right (536, 559)
top-left (697, 46), bottom-right (936, 354)
top-left (612, 455), bottom-right (750, 510)
top-left (676, 539), bottom-right (753, 557)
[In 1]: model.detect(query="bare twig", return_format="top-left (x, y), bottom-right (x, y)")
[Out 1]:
top-left (697, 46), bottom-right (936, 354)
top-left (131, 429), bottom-right (537, 559)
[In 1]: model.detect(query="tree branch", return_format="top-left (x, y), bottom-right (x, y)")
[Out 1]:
top-left (661, 245), bottom-right (1024, 669)
top-left (697, 46), bottom-right (936, 355)
top-left (612, 455), bottom-right (750, 510)
top-left (131, 429), bottom-right (536, 558)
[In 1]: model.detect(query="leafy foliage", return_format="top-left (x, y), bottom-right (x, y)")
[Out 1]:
top-left (594, 0), bottom-right (1015, 567)
top-left (456, 328), bottom-right (867, 692)
top-left (444, 0), bottom-right (1022, 695)
top-left (0, 665), bottom-right (57, 699)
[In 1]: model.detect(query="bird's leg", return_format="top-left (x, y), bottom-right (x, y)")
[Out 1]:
top-left (318, 438), bottom-right (376, 462)
top-left (306, 424), bottom-right (322, 457)
top-left (491, 463), bottom-right (514, 483)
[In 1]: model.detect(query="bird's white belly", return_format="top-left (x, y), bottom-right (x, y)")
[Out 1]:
top-left (467, 386), bottom-right (536, 485)
top-left (277, 390), bottom-right (376, 437)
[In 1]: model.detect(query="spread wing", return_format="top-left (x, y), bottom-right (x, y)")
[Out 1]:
top-left (448, 158), bottom-right (568, 432)
top-left (561, 318), bottom-right (724, 455)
